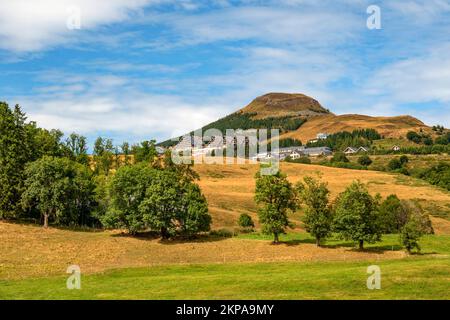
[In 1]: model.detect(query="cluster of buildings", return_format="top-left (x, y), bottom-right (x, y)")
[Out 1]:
top-left (160, 131), bottom-right (406, 167)
top-left (170, 133), bottom-right (335, 161)
top-left (251, 146), bottom-right (332, 161)
top-left (167, 132), bottom-right (401, 162)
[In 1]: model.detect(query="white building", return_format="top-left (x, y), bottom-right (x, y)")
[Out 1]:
top-left (316, 133), bottom-right (329, 140)
top-left (344, 146), bottom-right (369, 154)
top-left (344, 147), bottom-right (358, 155)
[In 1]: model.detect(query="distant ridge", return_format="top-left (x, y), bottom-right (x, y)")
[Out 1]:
top-left (159, 93), bottom-right (433, 146)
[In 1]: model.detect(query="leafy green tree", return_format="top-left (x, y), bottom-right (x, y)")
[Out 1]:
top-left (296, 176), bottom-right (332, 246)
top-left (400, 217), bottom-right (423, 254)
top-left (254, 170), bottom-right (297, 243)
top-left (331, 152), bottom-right (349, 163)
top-left (163, 149), bottom-right (199, 183)
top-left (91, 174), bottom-right (111, 224)
top-left (28, 126), bottom-right (65, 158)
top-left (333, 181), bottom-right (381, 249)
top-left (378, 195), bottom-right (406, 233)
top-left (139, 169), bottom-right (211, 238)
top-left (113, 146), bottom-right (121, 169)
top-left (121, 142), bottom-right (130, 165)
top-left (103, 164), bottom-right (156, 234)
top-left (177, 182), bottom-right (211, 237)
top-left (139, 170), bottom-right (180, 238)
top-left (357, 155), bottom-right (373, 166)
top-left (133, 140), bottom-right (157, 164)
top-left (0, 103), bottom-right (33, 218)
top-left (400, 200), bottom-right (433, 235)
top-left (64, 132), bottom-right (89, 165)
top-left (238, 213), bottom-right (255, 229)
top-left (397, 200), bottom-right (433, 253)
top-left (21, 156), bottom-right (95, 228)
top-left (93, 137), bottom-right (114, 175)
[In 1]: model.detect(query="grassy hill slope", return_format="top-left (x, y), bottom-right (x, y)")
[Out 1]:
top-left (280, 114), bottom-right (433, 143)
top-left (195, 161), bottom-right (450, 229)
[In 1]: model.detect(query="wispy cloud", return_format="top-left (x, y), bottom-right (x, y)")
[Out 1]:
top-left (0, 0), bottom-right (157, 52)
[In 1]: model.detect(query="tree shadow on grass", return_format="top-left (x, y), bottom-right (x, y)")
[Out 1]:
top-left (406, 251), bottom-right (438, 256)
top-left (111, 231), bottom-right (229, 244)
top-left (159, 234), bottom-right (230, 245)
top-left (280, 238), bottom-right (407, 254)
top-left (1, 219), bottom-right (105, 233)
top-left (280, 238), bottom-right (317, 246)
top-left (112, 231), bottom-right (161, 240)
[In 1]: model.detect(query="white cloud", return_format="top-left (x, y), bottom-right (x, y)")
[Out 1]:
top-left (387, 0), bottom-right (450, 23)
top-left (18, 92), bottom-right (223, 143)
top-left (0, 0), bottom-right (155, 52)
top-left (10, 70), bottom-right (225, 142)
top-left (150, 5), bottom-right (361, 47)
top-left (365, 44), bottom-right (450, 104)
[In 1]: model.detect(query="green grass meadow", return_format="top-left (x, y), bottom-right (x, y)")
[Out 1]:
top-left (1, 234), bottom-right (449, 300)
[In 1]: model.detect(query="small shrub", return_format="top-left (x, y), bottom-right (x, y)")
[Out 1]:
top-left (399, 155), bottom-right (409, 165)
top-left (329, 162), bottom-right (367, 170)
top-left (387, 158), bottom-right (403, 171)
top-left (400, 218), bottom-right (423, 254)
top-left (406, 131), bottom-right (421, 144)
top-left (209, 228), bottom-right (235, 238)
top-left (357, 155), bottom-right (373, 166)
top-left (238, 213), bottom-right (255, 229)
top-left (331, 152), bottom-right (349, 163)
top-left (286, 156), bottom-right (311, 164)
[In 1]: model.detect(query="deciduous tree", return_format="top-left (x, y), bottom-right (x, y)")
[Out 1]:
top-left (254, 170), bottom-right (297, 243)
top-left (297, 176), bottom-right (332, 246)
top-left (103, 164), bottom-right (156, 234)
top-left (21, 156), bottom-right (95, 228)
top-left (333, 181), bottom-right (381, 249)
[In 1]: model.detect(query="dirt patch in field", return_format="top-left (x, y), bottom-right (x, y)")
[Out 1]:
top-left (0, 222), bottom-right (404, 280)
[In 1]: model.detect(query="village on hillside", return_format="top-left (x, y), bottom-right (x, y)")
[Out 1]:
top-left (168, 132), bottom-right (404, 161)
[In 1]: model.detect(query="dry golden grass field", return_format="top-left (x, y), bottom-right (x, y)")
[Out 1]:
top-left (1, 162), bottom-right (450, 283)
top-left (195, 161), bottom-right (450, 230)
top-left (0, 221), bottom-right (408, 281)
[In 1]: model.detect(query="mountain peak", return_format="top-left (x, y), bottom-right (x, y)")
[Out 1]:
top-left (239, 92), bottom-right (331, 119)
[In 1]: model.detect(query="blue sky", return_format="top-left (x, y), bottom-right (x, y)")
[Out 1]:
top-left (1, 0), bottom-right (450, 147)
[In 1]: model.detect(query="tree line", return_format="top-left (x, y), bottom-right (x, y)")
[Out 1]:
top-left (254, 169), bottom-right (432, 253)
top-left (0, 102), bottom-right (211, 238)
top-left (307, 129), bottom-right (382, 150)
